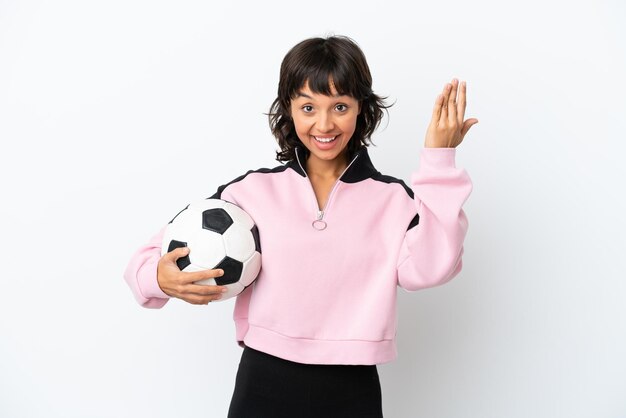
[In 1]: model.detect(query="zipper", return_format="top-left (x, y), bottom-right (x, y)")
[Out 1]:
top-left (295, 149), bottom-right (360, 231)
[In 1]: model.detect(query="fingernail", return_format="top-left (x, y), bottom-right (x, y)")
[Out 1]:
top-left (222, 287), bottom-right (228, 292)
top-left (219, 269), bottom-right (224, 275)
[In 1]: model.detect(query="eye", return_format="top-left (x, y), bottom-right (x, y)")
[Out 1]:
top-left (302, 105), bottom-right (314, 113)
top-left (336, 104), bottom-right (348, 112)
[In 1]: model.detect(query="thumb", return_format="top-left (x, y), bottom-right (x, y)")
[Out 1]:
top-left (461, 118), bottom-right (479, 138)
top-left (167, 245), bottom-right (190, 262)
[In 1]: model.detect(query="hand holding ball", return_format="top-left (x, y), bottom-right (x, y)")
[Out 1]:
top-left (160, 199), bottom-right (262, 302)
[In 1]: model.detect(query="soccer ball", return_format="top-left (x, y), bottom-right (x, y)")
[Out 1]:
top-left (161, 198), bottom-right (262, 301)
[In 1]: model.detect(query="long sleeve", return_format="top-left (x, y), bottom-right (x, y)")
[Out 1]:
top-left (123, 226), bottom-right (171, 308)
top-left (396, 147), bottom-right (472, 291)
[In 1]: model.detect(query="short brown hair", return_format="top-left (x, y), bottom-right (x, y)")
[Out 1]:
top-left (267, 35), bottom-right (393, 163)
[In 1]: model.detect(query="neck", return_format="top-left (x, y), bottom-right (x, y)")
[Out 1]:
top-left (305, 151), bottom-right (349, 181)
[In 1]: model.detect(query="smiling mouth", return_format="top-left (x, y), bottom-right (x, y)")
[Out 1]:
top-left (312, 135), bottom-right (337, 143)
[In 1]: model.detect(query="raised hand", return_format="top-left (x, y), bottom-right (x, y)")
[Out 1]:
top-left (424, 78), bottom-right (479, 148)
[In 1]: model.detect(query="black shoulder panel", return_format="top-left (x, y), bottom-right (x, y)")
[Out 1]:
top-left (370, 172), bottom-right (414, 199)
top-left (208, 164), bottom-right (290, 200)
top-left (407, 212), bottom-right (420, 230)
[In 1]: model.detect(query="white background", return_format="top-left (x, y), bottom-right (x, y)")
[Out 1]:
top-left (1, 0), bottom-right (625, 417)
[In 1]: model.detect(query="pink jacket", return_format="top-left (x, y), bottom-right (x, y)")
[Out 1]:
top-left (123, 145), bottom-right (472, 365)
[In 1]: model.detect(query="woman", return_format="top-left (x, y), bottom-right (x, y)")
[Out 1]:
top-left (124, 34), bottom-right (478, 417)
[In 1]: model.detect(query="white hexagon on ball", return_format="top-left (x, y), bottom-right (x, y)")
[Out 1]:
top-left (223, 223), bottom-right (256, 261)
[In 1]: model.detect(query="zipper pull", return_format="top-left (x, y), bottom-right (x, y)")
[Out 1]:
top-left (312, 210), bottom-right (327, 230)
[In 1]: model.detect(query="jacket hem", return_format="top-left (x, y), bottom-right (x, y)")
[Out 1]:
top-left (241, 324), bottom-right (397, 365)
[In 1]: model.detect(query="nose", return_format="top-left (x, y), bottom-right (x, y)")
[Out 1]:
top-left (316, 110), bottom-right (335, 133)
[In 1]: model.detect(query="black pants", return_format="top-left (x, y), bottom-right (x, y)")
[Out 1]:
top-left (227, 345), bottom-right (384, 418)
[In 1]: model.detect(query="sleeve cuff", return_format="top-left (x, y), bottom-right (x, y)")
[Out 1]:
top-left (419, 147), bottom-right (457, 169)
top-left (137, 258), bottom-right (171, 299)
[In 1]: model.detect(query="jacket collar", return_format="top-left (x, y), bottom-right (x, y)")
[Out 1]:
top-left (287, 145), bottom-right (379, 184)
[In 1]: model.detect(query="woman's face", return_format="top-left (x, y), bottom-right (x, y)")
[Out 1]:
top-left (289, 79), bottom-right (360, 171)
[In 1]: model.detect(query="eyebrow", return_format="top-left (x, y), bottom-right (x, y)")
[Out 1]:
top-left (295, 92), bottom-right (349, 99)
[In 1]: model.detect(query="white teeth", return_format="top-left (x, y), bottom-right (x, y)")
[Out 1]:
top-left (314, 136), bottom-right (337, 143)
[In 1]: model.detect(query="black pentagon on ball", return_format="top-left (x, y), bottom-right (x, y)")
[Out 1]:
top-left (251, 224), bottom-right (261, 253)
top-left (214, 257), bottom-right (244, 285)
top-left (202, 208), bottom-right (233, 234)
top-left (167, 240), bottom-right (190, 271)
